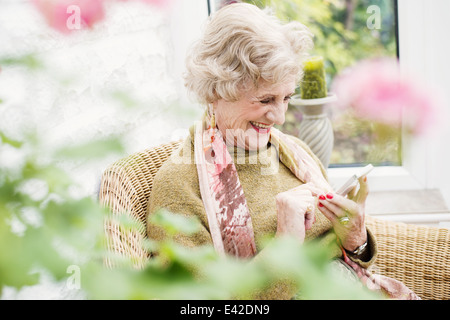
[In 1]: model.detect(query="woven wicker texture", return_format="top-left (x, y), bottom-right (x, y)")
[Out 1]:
top-left (99, 140), bottom-right (182, 268)
top-left (99, 140), bottom-right (450, 300)
top-left (366, 216), bottom-right (449, 300)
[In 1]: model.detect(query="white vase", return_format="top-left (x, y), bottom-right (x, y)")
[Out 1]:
top-left (289, 93), bottom-right (337, 169)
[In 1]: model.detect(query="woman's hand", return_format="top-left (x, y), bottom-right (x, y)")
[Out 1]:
top-left (275, 183), bottom-right (320, 243)
top-left (317, 176), bottom-right (369, 252)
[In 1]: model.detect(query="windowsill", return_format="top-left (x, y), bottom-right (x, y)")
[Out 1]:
top-left (327, 167), bottom-right (450, 228)
top-left (366, 189), bottom-right (450, 229)
top-left (327, 166), bottom-right (424, 192)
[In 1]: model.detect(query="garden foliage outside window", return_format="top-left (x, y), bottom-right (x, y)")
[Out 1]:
top-left (210, 0), bottom-right (400, 168)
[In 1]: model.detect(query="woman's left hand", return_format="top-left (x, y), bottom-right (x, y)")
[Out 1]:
top-left (317, 176), bottom-right (369, 252)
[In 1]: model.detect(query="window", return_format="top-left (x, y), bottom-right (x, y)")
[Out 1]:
top-left (207, 0), bottom-right (450, 215)
top-left (210, 0), bottom-right (400, 168)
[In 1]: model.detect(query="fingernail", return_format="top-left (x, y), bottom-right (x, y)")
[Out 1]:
top-left (319, 195), bottom-right (326, 200)
top-left (318, 203), bottom-right (324, 207)
top-left (326, 193), bottom-right (333, 199)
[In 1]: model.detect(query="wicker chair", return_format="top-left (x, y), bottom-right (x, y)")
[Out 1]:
top-left (99, 140), bottom-right (450, 300)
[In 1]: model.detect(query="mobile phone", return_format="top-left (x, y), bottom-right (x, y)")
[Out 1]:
top-left (336, 164), bottom-right (374, 196)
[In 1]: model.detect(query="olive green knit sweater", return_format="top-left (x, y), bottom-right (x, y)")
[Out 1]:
top-left (146, 129), bottom-right (377, 299)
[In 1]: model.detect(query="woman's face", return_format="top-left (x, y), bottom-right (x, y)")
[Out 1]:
top-left (213, 78), bottom-right (296, 150)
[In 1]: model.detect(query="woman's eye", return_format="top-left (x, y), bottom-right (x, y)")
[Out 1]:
top-left (259, 95), bottom-right (292, 104)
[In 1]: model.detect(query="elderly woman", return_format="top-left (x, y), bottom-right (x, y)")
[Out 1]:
top-left (146, 3), bottom-right (417, 300)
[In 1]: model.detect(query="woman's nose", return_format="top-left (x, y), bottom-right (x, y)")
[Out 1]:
top-left (266, 102), bottom-right (286, 125)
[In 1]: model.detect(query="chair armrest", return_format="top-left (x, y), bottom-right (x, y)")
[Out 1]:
top-left (99, 164), bottom-right (150, 269)
top-left (98, 140), bottom-right (183, 269)
top-left (366, 216), bottom-right (450, 300)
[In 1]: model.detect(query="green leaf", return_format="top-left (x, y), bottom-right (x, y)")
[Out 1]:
top-left (0, 132), bottom-right (23, 148)
top-left (149, 209), bottom-right (201, 236)
top-left (55, 137), bottom-right (124, 160)
top-left (0, 224), bottom-right (40, 289)
top-left (0, 54), bottom-right (42, 70)
top-left (110, 90), bottom-right (140, 109)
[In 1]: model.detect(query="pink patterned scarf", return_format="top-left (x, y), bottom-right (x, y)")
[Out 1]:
top-left (193, 117), bottom-right (420, 300)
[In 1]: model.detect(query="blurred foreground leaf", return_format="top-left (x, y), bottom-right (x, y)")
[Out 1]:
top-left (55, 137), bottom-right (124, 160)
top-left (0, 130), bottom-right (122, 296)
top-left (0, 132), bottom-right (23, 148)
top-left (0, 54), bottom-right (42, 70)
top-left (1, 126), bottom-right (380, 300)
top-left (149, 209), bottom-right (201, 236)
top-left (90, 210), bottom-right (380, 300)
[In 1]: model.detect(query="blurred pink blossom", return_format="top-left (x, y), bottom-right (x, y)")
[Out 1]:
top-left (32, 0), bottom-right (105, 34)
top-left (331, 58), bottom-right (440, 135)
top-left (118, 0), bottom-right (173, 9)
top-left (139, 0), bottom-right (172, 8)
top-left (33, 0), bottom-right (173, 34)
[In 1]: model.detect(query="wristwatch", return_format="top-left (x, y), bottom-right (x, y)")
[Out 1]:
top-left (347, 240), bottom-right (368, 256)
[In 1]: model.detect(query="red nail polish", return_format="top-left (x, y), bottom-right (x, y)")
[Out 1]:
top-left (318, 203), bottom-right (324, 207)
top-left (326, 193), bottom-right (333, 199)
top-left (319, 195), bottom-right (326, 200)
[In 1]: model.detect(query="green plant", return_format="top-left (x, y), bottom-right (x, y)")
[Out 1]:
top-left (0, 132), bottom-right (379, 299)
top-left (0, 127), bottom-right (379, 299)
top-left (0, 2), bottom-right (381, 300)
top-left (0, 129), bottom-right (123, 294)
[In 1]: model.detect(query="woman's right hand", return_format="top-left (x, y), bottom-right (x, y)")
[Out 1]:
top-left (275, 183), bottom-right (320, 243)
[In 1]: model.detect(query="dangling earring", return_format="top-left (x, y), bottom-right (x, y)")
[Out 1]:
top-left (210, 112), bottom-right (216, 143)
top-left (208, 109), bottom-right (216, 158)
top-left (208, 105), bottom-right (215, 127)
top-left (210, 112), bottom-right (216, 129)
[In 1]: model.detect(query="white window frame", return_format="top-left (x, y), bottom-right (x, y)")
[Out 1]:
top-left (177, 0), bottom-right (450, 211)
top-left (204, 0), bottom-right (418, 192)
top-left (329, 0), bottom-right (449, 200)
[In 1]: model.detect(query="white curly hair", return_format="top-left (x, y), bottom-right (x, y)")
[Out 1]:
top-left (184, 2), bottom-right (314, 105)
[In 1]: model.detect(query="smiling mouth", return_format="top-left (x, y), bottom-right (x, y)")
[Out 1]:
top-left (250, 121), bottom-right (272, 133)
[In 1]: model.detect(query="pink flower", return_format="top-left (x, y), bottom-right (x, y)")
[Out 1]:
top-left (33, 0), bottom-right (173, 34)
top-left (331, 58), bottom-right (440, 135)
top-left (32, 0), bottom-right (105, 34)
top-left (140, 0), bottom-right (172, 8)
top-left (118, 0), bottom-right (173, 10)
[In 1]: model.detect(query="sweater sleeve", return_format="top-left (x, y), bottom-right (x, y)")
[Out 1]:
top-left (146, 140), bottom-right (213, 249)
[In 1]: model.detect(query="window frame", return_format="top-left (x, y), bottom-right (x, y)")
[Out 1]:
top-left (330, 0), bottom-right (450, 214)
top-left (203, 0), bottom-right (445, 198)
top-left (328, 0), bottom-right (430, 193)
